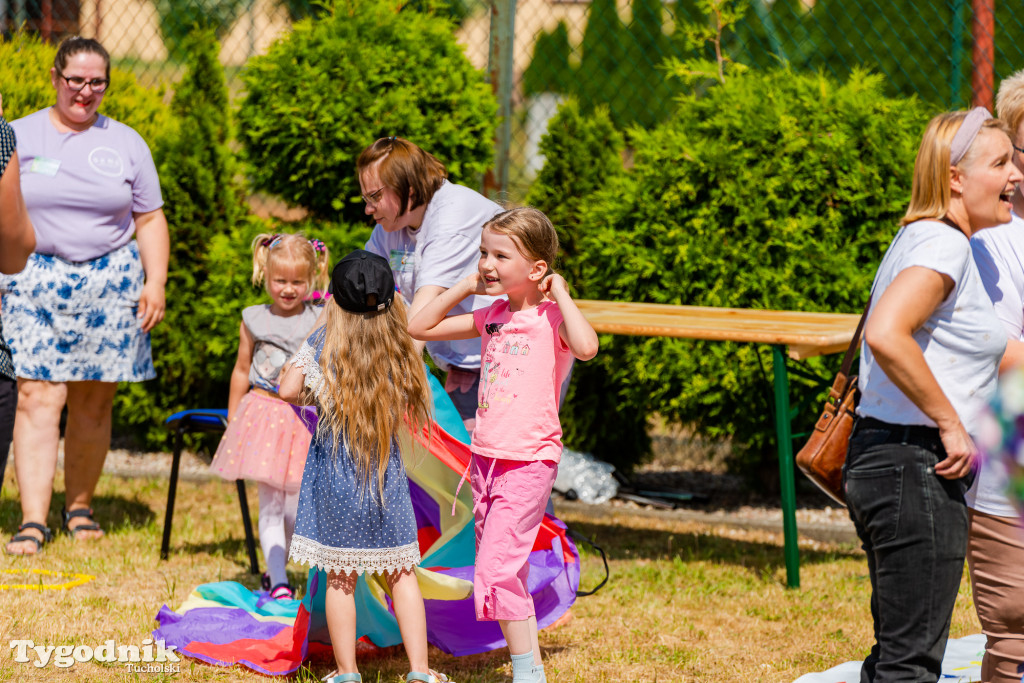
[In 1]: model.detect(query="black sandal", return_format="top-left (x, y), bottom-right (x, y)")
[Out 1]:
top-left (5, 522), bottom-right (53, 555)
top-left (61, 507), bottom-right (104, 539)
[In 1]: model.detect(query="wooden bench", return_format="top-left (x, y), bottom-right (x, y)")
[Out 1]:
top-left (576, 300), bottom-right (861, 588)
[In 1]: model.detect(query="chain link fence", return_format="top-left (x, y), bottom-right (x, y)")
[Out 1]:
top-left (3, 0), bottom-right (1023, 192)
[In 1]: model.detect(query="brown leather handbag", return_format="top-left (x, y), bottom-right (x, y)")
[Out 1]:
top-left (795, 303), bottom-right (869, 506)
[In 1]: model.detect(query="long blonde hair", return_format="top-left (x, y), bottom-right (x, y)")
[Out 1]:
top-left (314, 296), bottom-right (432, 499)
top-left (250, 232), bottom-right (331, 293)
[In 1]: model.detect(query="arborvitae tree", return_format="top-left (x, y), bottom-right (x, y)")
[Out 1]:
top-left (522, 21), bottom-right (573, 97)
top-left (157, 29), bottom-right (244, 249)
top-left (237, 0), bottom-right (496, 224)
top-left (576, 0), bottom-right (627, 121)
top-left (524, 100), bottom-right (647, 469)
top-left (525, 99), bottom-right (624, 268)
top-left (619, 0), bottom-right (677, 128)
top-left (155, 0), bottom-right (247, 57)
top-left (114, 29), bottom-right (251, 444)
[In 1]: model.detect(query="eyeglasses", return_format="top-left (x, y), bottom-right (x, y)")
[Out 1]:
top-left (1014, 144), bottom-right (1024, 155)
top-left (58, 73), bottom-right (109, 93)
top-left (361, 186), bottom-right (386, 206)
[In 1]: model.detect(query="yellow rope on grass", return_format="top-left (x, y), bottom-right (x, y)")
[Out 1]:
top-left (0, 568), bottom-right (96, 590)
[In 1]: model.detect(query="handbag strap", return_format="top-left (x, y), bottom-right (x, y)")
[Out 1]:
top-left (839, 298), bottom-right (871, 378)
top-left (828, 297), bottom-right (871, 400)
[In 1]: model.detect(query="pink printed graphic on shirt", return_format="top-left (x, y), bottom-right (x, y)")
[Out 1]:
top-left (471, 300), bottom-right (573, 463)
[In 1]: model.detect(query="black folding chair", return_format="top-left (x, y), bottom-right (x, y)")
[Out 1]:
top-left (161, 409), bottom-right (259, 575)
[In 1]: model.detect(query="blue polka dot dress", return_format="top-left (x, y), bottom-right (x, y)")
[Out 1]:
top-left (287, 332), bottom-right (420, 576)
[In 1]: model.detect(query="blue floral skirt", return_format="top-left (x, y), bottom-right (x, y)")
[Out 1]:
top-left (0, 241), bottom-right (155, 382)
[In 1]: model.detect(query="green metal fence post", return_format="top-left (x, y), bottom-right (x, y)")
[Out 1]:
top-left (15, 0), bottom-right (28, 32)
top-left (951, 0), bottom-right (966, 107)
top-left (772, 344), bottom-right (800, 589)
top-left (487, 0), bottom-right (516, 200)
top-left (752, 0), bottom-right (787, 64)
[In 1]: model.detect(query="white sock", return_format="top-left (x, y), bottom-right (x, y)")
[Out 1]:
top-left (510, 651), bottom-right (534, 683)
top-left (258, 483), bottom-right (290, 587)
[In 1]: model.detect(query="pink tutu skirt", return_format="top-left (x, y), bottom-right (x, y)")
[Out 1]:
top-left (210, 391), bottom-right (312, 492)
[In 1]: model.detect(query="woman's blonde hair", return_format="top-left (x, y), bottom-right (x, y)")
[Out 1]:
top-left (250, 232), bottom-right (330, 293)
top-left (484, 207), bottom-right (559, 276)
top-left (314, 296), bottom-right (432, 500)
top-left (997, 69), bottom-right (1024, 144)
top-left (903, 111), bottom-right (1011, 226)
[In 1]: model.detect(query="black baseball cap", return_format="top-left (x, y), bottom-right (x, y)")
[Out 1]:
top-left (331, 250), bottom-right (395, 313)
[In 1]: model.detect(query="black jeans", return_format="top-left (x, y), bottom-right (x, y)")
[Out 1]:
top-left (844, 417), bottom-right (974, 683)
top-left (0, 376), bottom-right (15, 493)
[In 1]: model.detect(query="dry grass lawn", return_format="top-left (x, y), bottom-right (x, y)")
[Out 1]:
top-left (0, 464), bottom-right (982, 682)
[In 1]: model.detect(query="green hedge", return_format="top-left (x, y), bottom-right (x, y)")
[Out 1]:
top-left (534, 67), bottom-right (935, 475)
top-left (112, 29), bottom-right (250, 445)
top-left (237, 0), bottom-right (497, 224)
top-left (108, 30), bottom-right (373, 447)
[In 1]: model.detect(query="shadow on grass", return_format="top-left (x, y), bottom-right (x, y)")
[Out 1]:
top-left (0, 493), bottom-right (156, 534)
top-left (563, 516), bottom-right (861, 579)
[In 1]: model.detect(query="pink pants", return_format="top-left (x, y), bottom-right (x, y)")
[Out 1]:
top-left (470, 454), bottom-right (557, 621)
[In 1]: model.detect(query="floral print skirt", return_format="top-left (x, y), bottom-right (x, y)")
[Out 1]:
top-left (0, 241), bottom-right (155, 382)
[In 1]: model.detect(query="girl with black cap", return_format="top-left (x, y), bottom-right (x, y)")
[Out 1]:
top-left (278, 249), bottom-right (450, 683)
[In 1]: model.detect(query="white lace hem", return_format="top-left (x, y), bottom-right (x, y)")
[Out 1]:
top-left (288, 534), bottom-right (420, 576)
top-left (291, 341), bottom-right (327, 406)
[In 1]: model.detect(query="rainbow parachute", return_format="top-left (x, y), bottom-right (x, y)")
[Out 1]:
top-left (153, 373), bottom-right (580, 675)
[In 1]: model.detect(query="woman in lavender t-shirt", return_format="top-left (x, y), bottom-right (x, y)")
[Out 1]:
top-left (1, 38), bottom-right (169, 555)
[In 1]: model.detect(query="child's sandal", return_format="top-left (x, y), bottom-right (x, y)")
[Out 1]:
top-left (322, 673), bottom-right (361, 683)
top-left (407, 671), bottom-right (452, 683)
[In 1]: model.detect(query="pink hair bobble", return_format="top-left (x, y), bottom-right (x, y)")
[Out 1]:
top-left (309, 239), bottom-right (326, 253)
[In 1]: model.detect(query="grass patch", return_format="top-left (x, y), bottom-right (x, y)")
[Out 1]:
top-left (0, 467), bottom-right (981, 682)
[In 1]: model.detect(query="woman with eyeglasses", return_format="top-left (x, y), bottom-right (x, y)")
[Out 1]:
top-left (357, 137), bottom-right (502, 436)
top-left (1, 36), bottom-right (169, 555)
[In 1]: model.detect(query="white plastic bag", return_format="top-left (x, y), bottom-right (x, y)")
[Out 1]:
top-left (553, 449), bottom-right (618, 504)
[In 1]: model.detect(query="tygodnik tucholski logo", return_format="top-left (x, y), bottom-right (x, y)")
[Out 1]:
top-left (10, 638), bottom-right (181, 672)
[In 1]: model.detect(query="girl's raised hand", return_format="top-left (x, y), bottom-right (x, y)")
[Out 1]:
top-left (460, 271), bottom-right (489, 296)
top-left (540, 272), bottom-right (569, 299)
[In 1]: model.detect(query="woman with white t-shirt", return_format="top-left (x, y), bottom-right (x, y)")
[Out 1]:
top-left (965, 74), bottom-right (1024, 683)
top-left (357, 137), bottom-right (502, 435)
top-left (845, 108), bottom-right (1020, 683)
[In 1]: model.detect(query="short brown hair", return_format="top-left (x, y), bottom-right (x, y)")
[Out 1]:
top-left (54, 36), bottom-right (110, 81)
top-left (356, 137), bottom-right (446, 217)
top-left (902, 111), bottom-right (1011, 226)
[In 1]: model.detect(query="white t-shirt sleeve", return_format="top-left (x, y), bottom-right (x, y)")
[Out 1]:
top-left (417, 232), bottom-right (479, 291)
top-left (895, 224), bottom-right (971, 288)
top-left (972, 226), bottom-right (1024, 339)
